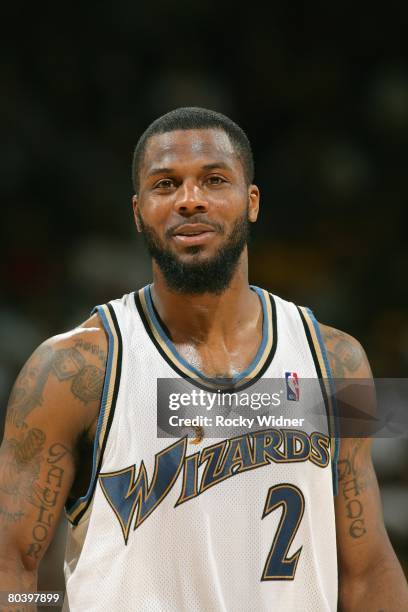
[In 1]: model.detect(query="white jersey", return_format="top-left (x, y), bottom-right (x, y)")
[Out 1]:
top-left (63, 285), bottom-right (339, 612)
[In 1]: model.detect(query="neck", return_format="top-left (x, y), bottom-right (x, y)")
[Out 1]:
top-left (150, 251), bottom-right (259, 343)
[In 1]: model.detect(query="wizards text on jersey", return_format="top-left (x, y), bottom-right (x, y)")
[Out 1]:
top-left (99, 428), bottom-right (330, 544)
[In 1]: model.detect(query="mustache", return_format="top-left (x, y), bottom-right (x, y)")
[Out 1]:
top-left (165, 216), bottom-right (224, 239)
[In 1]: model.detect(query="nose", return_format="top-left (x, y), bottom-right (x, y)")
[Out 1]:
top-left (174, 181), bottom-right (209, 216)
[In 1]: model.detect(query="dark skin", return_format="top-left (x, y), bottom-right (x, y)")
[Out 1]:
top-left (0, 128), bottom-right (407, 611)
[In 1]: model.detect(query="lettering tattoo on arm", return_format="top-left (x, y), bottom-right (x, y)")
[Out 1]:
top-left (0, 441), bottom-right (72, 611)
top-left (321, 326), bottom-right (373, 539)
top-left (6, 343), bottom-right (106, 429)
top-left (337, 438), bottom-right (374, 539)
top-left (25, 442), bottom-right (73, 561)
top-left (0, 430), bottom-right (73, 572)
top-left (74, 338), bottom-right (107, 365)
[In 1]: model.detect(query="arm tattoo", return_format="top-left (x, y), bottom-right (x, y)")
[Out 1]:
top-left (52, 347), bottom-right (85, 379)
top-left (71, 365), bottom-right (105, 402)
top-left (0, 431), bottom-right (73, 565)
top-left (0, 428), bottom-right (46, 526)
top-left (0, 429), bottom-right (45, 496)
top-left (321, 328), bottom-right (363, 377)
top-left (337, 438), bottom-right (374, 539)
top-left (74, 338), bottom-right (107, 365)
top-left (7, 347), bottom-right (53, 428)
top-left (25, 442), bottom-right (73, 561)
top-left (51, 347), bottom-right (105, 403)
top-left (0, 504), bottom-right (25, 524)
top-left (6, 343), bottom-right (106, 429)
top-left (322, 326), bottom-right (373, 538)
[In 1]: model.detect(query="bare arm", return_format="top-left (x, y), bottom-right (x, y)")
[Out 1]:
top-left (0, 316), bottom-right (107, 610)
top-left (320, 324), bottom-right (408, 612)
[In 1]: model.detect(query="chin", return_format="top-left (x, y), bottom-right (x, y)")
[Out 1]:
top-left (180, 249), bottom-right (219, 265)
top-left (184, 245), bottom-right (207, 256)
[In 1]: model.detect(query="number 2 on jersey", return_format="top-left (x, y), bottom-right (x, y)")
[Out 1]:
top-left (261, 484), bottom-right (305, 580)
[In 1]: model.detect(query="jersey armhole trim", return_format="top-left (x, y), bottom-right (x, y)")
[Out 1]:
top-left (65, 303), bottom-right (123, 525)
top-left (297, 306), bottom-right (340, 495)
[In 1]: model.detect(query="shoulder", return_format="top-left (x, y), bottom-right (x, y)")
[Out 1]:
top-left (41, 312), bottom-right (108, 417)
top-left (318, 323), bottom-right (372, 379)
top-left (6, 313), bottom-right (108, 435)
top-left (317, 323), bottom-right (376, 456)
top-left (47, 312), bottom-right (108, 351)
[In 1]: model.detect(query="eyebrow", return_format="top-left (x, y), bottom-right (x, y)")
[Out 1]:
top-left (147, 167), bottom-right (174, 178)
top-left (146, 162), bottom-right (232, 178)
top-left (201, 162), bottom-right (232, 171)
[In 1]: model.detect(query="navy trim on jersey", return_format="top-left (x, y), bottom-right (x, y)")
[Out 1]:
top-left (145, 284), bottom-right (269, 382)
top-left (65, 303), bottom-right (123, 525)
top-left (134, 286), bottom-right (278, 393)
top-left (306, 308), bottom-right (340, 494)
top-left (296, 306), bottom-right (339, 495)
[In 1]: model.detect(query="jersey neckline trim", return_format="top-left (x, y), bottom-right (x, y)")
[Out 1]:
top-left (134, 285), bottom-right (278, 392)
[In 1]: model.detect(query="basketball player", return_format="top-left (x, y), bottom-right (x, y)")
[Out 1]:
top-left (0, 108), bottom-right (407, 611)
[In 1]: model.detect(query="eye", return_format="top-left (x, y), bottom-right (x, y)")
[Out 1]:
top-left (206, 175), bottom-right (226, 186)
top-left (154, 178), bottom-right (175, 189)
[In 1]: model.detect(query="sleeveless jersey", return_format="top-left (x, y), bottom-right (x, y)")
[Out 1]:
top-left (63, 285), bottom-right (339, 612)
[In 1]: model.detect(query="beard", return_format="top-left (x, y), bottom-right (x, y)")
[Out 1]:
top-left (139, 211), bottom-right (250, 295)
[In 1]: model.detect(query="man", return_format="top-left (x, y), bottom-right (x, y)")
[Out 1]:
top-left (0, 107), bottom-right (406, 611)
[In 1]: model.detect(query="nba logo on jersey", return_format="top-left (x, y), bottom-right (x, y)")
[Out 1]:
top-left (285, 371), bottom-right (300, 401)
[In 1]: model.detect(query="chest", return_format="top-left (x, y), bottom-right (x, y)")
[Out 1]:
top-left (173, 330), bottom-right (262, 379)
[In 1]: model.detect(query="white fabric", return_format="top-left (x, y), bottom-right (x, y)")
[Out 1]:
top-left (63, 290), bottom-right (337, 611)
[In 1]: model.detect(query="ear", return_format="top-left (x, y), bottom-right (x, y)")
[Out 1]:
top-left (132, 195), bottom-right (143, 233)
top-left (247, 185), bottom-right (260, 223)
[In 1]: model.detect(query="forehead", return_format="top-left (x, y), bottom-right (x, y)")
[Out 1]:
top-left (141, 129), bottom-right (239, 174)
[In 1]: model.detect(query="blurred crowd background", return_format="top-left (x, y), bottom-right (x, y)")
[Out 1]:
top-left (2, 0), bottom-right (407, 594)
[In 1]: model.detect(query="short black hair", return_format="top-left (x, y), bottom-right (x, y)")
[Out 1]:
top-left (132, 107), bottom-right (254, 193)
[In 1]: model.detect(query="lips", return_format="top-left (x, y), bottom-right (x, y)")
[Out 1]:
top-left (172, 223), bottom-right (217, 246)
top-left (172, 223), bottom-right (216, 237)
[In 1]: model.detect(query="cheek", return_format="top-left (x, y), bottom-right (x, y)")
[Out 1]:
top-left (215, 193), bottom-right (248, 221)
top-left (139, 198), bottom-right (170, 225)
top-left (210, 186), bottom-right (245, 209)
